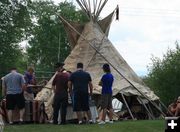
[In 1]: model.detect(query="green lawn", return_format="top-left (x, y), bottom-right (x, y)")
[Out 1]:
top-left (4, 120), bottom-right (164, 132)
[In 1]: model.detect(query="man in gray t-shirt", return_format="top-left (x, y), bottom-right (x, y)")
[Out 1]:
top-left (4, 67), bottom-right (26, 124)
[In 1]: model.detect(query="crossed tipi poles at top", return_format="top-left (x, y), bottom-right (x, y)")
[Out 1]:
top-left (76, 0), bottom-right (108, 21)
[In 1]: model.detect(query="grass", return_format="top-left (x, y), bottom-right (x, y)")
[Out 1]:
top-left (3, 120), bottom-right (164, 132)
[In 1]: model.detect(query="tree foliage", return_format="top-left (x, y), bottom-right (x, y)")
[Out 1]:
top-left (27, 0), bottom-right (88, 71)
top-left (0, 0), bottom-right (88, 76)
top-left (0, 0), bottom-right (32, 75)
top-left (143, 43), bottom-right (180, 105)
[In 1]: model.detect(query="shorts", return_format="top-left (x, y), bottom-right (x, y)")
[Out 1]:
top-left (6, 93), bottom-right (25, 110)
top-left (73, 92), bottom-right (89, 111)
top-left (100, 94), bottom-right (112, 109)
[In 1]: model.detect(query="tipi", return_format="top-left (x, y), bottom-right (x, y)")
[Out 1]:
top-left (35, 0), bottom-right (166, 121)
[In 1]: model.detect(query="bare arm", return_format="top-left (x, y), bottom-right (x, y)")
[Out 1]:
top-left (89, 81), bottom-right (93, 96)
top-left (22, 84), bottom-right (26, 91)
top-left (21, 76), bottom-right (26, 91)
top-left (3, 81), bottom-right (7, 97)
top-left (68, 81), bottom-right (73, 96)
top-left (175, 103), bottom-right (180, 116)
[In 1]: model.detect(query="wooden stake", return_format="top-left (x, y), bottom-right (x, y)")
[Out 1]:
top-left (137, 97), bottom-right (155, 119)
top-left (147, 103), bottom-right (155, 118)
top-left (159, 100), bottom-right (172, 116)
top-left (121, 93), bottom-right (135, 120)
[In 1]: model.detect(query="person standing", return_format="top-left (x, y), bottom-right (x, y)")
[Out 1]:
top-left (98, 63), bottom-right (114, 124)
top-left (4, 67), bottom-right (26, 124)
top-left (68, 62), bottom-right (93, 124)
top-left (24, 67), bottom-right (36, 86)
top-left (175, 97), bottom-right (180, 116)
top-left (24, 67), bottom-right (36, 100)
top-left (168, 97), bottom-right (180, 116)
top-left (52, 62), bottom-right (69, 125)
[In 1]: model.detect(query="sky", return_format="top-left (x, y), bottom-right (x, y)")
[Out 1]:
top-left (52, 0), bottom-right (180, 76)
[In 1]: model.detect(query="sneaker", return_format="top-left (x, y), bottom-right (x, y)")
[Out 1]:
top-left (88, 120), bottom-right (93, 124)
top-left (78, 121), bottom-right (83, 125)
top-left (108, 120), bottom-right (113, 124)
top-left (98, 121), bottom-right (105, 125)
top-left (9, 122), bottom-right (13, 125)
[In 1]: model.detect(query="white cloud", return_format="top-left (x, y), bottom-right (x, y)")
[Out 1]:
top-left (102, 0), bottom-right (180, 76)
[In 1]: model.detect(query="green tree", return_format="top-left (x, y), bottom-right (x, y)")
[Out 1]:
top-left (27, 1), bottom-right (88, 72)
top-left (143, 43), bottom-right (180, 105)
top-left (0, 0), bottom-right (32, 75)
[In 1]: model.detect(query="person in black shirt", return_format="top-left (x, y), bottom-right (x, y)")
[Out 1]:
top-left (68, 62), bottom-right (93, 124)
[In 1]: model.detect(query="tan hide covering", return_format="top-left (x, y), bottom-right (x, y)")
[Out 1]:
top-left (63, 21), bottom-right (158, 101)
top-left (35, 73), bottom-right (56, 119)
top-left (35, 21), bottom-right (159, 120)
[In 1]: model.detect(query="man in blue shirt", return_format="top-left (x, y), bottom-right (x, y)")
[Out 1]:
top-left (98, 63), bottom-right (114, 124)
top-left (68, 62), bottom-right (93, 124)
top-left (4, 67), bottom-right (26, 124)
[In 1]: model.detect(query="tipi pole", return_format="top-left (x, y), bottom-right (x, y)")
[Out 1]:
top-left (80, 0), bottom-right (89, 14)
top-left (159, 100), bottom-right (172, 116)
top-left (148, 100), bottom-right (166, 117)
top-left (147, 103), bottom-right (155, 118)
top-left (96, 0), bottom-right (108, 18)
top-left (88, 0), bottom-right (93, 20)
top-left (95, 0), bottom-right (102, 18)
top-left (76, 0), bottom-right (89, 17)
top-left (121, 93), bottom-right (135, 120)
top-left (137, 97), bottom-right (155, 119)
top-left (57, 14), bottom-right (166, 117)
top-left (93, 0), bottom-right (98, 18)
